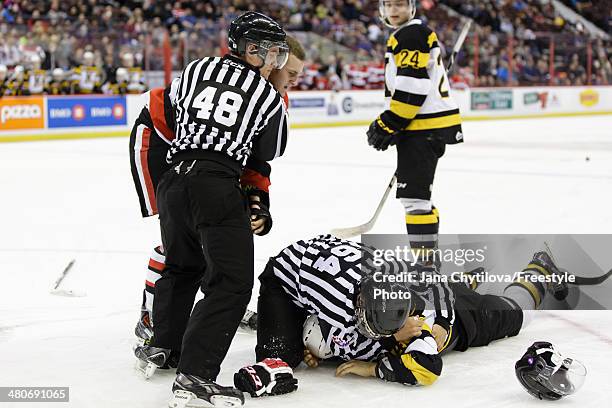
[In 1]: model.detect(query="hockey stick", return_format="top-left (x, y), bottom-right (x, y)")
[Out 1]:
top-left (330, 20), bottom-right (473, 239)
top-left (543, 242), bottom-right (612, 285)
top-left (447, 19), bottom-right (472, 71)
top-left (331, 174), bottom-right (397, 239)
top-left (50, 259), bottom-right (86, 297)
top-left (572, 269), bottom-right (612, 285)
top-left (52, 259), bottom-right (75, 291)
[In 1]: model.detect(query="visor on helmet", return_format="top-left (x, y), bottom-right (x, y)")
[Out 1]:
top-left (535, 349), bottom-right (587, 397)
top-left (355, 293), bottom-right (383, 340)
top-left (254, 39), bottom-right (289, 70)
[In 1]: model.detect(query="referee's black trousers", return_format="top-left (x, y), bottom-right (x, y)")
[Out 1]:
top-left (255, 261), bottom-right (306, 368)
top-left (152, 158), bottom-right (254, 381)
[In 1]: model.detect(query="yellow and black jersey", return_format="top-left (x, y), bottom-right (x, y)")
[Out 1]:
top-left (102, 81), bottom-right (128, 95)
top-left (376, 308), bottom-right (442, 386)
top-left (4, 79), bottom-right (28, 96)
top-left (72, 66), bottom-right (104, 94)
top-left (126, 67), bottom-right (148, 94)
top-left (381, 19), bottom-right (462, 143)
top-left (45, 80), bottom-right (72, 95)
top-left (0, 79), bottom-right (8, 96)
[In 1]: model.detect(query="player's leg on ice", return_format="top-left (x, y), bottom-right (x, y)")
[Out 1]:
top-left (447, 282), bottom-right (524, 352)
top-left (503, 249), bottom-right (570, 311)
top-left (448, 247), bottom-right (573, 353)
top-left (134, 226), bottom-right (202, 378)
top-left (135, 245), bottom-right (165, 346)
top-left (233, 260), bottom-right (301, 397)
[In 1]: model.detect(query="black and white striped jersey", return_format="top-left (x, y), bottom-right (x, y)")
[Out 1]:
top-left (410, 264), bottom-right (455, 333)
top-left (269, 234), bottom-right (443, 363)
top-left (270, 234), bottom-right (382, 360)
top-left (168, 54), bottom-right (288, 166)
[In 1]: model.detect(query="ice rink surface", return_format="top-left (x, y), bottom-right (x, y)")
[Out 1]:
top-left (1, 115), bottom-right (612, 407)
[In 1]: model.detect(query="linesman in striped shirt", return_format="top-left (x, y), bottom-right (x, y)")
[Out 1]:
top-left (367, 0), bottom-right (464, 253)
top-left (129, 37), bottom-right (306, 365)
top-left (134, 12), bottom-right (291, 407)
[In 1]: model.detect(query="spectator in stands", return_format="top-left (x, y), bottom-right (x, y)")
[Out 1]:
top-left (0, 0), bottom-right (609, 91)
top-left (520, 55), bottom-right (540, 84)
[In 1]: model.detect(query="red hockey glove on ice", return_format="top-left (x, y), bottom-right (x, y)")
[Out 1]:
top-left (234, 358), bottom-right (298, 397)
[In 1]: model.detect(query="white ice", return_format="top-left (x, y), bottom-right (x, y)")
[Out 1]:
top-left (1, 115), bottom-right (612, 407)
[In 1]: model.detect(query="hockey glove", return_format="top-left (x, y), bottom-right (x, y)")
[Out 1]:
top-left (367, 117), bottom-right (398, 151)
top-left (245, 187), bottom-right (273, 236)
top-left (234, 358), bottom-right (298, 397)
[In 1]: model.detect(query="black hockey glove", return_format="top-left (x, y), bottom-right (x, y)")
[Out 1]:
top-left (234, 358), bottom-right (298, 397)
top-left (245, 187), bottom-right (272, 236)
top-left (367, 117), bottom-right (398, 151)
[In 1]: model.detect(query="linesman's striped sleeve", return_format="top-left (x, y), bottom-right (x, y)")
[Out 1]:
top-left (375, 315), bottom-right (442, 386)
top-left (380, 25), bottom-right (439, 131)
top-left (432, 275), bottom-right (455, 334)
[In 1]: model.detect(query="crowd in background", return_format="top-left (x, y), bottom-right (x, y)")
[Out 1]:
top-left (0, 0), bottom-right (610, 95)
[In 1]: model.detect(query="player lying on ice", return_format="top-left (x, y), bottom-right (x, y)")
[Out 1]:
top-left (232, 234), bottom-right (587, 401)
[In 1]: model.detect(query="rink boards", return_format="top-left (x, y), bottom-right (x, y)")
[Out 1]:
top-left (1, 86), bottom-right (611, 142)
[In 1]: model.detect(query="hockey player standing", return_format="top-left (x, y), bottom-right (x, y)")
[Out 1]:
top-left (367, 0), bottom-right (463, 251)
top-left (138, 12), bottom-right (289, 407)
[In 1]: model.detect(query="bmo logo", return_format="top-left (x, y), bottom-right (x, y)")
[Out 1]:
top-left (112, 103), bottom-right (125, 119)
top-left (72, 104), bottom-right (86, 121)
top-left (46, 96), bottom-right (128, 128)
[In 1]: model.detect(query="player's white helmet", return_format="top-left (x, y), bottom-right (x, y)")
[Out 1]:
top-left (121, 52), bottom-right (134, 68)
top-left (302, 315), bottom-right (332, 359)
top-left (115, 67), bottom-right (129, 83)
top-left (83, 51), bottom-right (95, 66)
top-left (13, 65), bottom-right (25, 79)
top-left (379, 0), bottom-right (416, 28)
top-left (52, 68), bottom-right (64, 81)
top-left (30, 54), bottom-right (42, 69)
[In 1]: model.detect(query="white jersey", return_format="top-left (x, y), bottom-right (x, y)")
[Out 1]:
top-left (26, 69), bottom-right (46, 94)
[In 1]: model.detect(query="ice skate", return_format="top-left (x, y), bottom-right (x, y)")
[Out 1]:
top-left (168, 373), bottom-right (244, 408)
top-left (239, 309), bottom-right (257, 332)
top-left (134, 308), bottom-right (154, 347)
top-left (134, 344), bottom-right (170, 379)
top-left (530, 249), bottom-right (569, 301)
